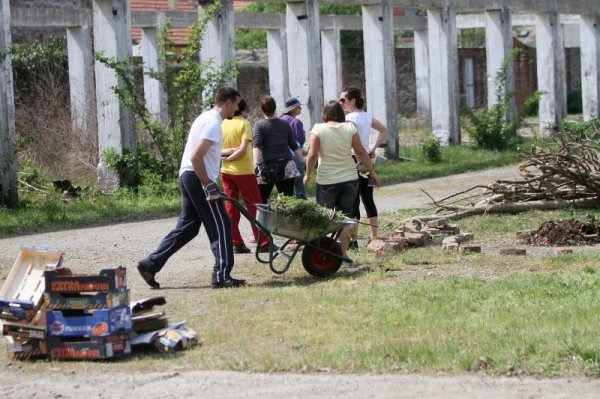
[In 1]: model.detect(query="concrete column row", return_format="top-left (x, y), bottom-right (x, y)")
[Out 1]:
top-left (3, 1), bottom-right (600, 201)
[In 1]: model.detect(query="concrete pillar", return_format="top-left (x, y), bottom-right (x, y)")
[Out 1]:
top-left (485, 8), bottom-right (516, 120)
top-left (141, 26), bottom-right (169, 124)
top-left (362, 1), bottom-right (398, 157)
top-left (0, 0), bottom-right (16, 207)
top-left (414, 29), bottom-right (431, 119)
top-left (266, 28), bottom-right (289, 111)
top-left (580, 14), bottom-right (600, 120)
top-left (93, 0), bottom-right (136, 191)
top-left (286, 0), bottom-right (323, 128)
top-left (321, 27), bottom-right (342, 103)
top-left (427, 7), bottom-right (460, 145)
top-left (199, 0), bottom-right (235, 88)
top-left (535, 12), bottom-right (567, 134)
top-left (67, 24), bottom-right (95, 137)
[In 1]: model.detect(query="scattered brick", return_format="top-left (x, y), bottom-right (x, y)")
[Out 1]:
top-left (499, 248), bottom-right (527, 256)
top-left (459, 245), bottom-right (481, 254)
top-left (554, 248), bottom-right (573, 255)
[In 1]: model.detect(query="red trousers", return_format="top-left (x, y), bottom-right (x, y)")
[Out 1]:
top-left (221, 172), bottom-right (269, 247)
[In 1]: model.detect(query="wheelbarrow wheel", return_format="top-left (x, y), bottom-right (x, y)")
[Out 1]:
top-left (301, 236), bottom-right (343, 277)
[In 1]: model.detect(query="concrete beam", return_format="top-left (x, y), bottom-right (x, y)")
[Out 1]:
top-left (457, 12), bottom-right (584, 29)
top-left (362, 1), bottom-right (398, 157)
top-left (67, 25), bottom-right (96, 137)
top-left (321, 27), bottom-right (342, 102)
top-left (536, 12), bottom-right (567, 134)
top-left (93, 0), bottom-right (137, 192)
top-left (580, 14), bottom-right (600, 119)
top-left (199, 0), bottom-right (235, 88)
top-left (383, 1), bottom-right (599, 15)
top-left (266, 28), bottom-right (289, 110)
top-left (141, 27), bottom-right (169, 124)
top-left (11, 6), bottom-right (91, 28)
top-left (286, 1), bottom-right (323, 127)
top-left (485, 8), bottom-right (516, 120)
top-left (414, 29), bottom-right (431, 118)
top-left (131, 11), bottom-right (427, 32)
top-left (427, 7), bottom-right (460, 145)
top-left (0, 0), bottom-right (17, 207)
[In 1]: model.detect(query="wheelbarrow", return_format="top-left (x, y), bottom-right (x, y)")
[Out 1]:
top-left (222, 196), bottom-right (355, 277)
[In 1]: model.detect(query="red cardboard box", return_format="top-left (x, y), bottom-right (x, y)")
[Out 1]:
top-left (46, 333), bottom-right (131, 360)
top-left (46, 306), bottom-right (132, 337)
top-left (45, 267), bottom-right (126, 294)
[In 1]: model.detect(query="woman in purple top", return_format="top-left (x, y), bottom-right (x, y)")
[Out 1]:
top-left (280, 96), bottom-right (307, 199)
top-left (253, 95), bottom-right (305, 204)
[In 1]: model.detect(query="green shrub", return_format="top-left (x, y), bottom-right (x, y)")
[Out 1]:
top-left (421, 136), bottom-right (442, 163)
top-left (463, 49), bottom-right (540, 151)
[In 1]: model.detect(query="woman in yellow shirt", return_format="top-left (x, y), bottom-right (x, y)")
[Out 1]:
top-left (221, 99), bottom-right (270, 254)
top-left (304, 101), bottom-right (379, 254)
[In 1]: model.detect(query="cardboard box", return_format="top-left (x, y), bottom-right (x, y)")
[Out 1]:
top-left (46, 305), bottom-right (132, 337)
top-left (45, 289), bottom-right (130, 310)
top-left (45, 266), bottom-right (127, 294)
top-left (5, 336), bottom-right (47, 360)
top-left (46, 333), bottom-right (131, 360)
top-left (0, 299), bottom-right (35, 323)
top-left (2, 323), bottom-right (45, 342)
top-left (0, 245), bottom-right (63, 324)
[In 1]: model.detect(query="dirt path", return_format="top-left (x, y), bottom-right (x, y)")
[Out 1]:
top-left (1, 165), bottom-right (599, 398)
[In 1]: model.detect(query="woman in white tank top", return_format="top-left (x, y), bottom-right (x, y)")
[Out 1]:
top-left (340, 86), bottom-right (389, 245)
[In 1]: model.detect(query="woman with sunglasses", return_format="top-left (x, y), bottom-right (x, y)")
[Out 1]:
top-left (339, 86), bottom-right (389, 247)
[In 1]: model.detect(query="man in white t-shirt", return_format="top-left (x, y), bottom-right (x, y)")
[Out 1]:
top-left (137, 87), bottom-right (245, 289)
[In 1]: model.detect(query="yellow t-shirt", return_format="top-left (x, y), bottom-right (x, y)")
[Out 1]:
top-left (311, 122), bottom-right (358, 185)
top-left (221, 116), bottom-right (254, 175)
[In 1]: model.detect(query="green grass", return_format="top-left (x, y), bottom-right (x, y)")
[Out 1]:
top-left (0, 189), bottom-right (180, 238)
top-left (1, 144), bottom-right (524, 238)
top-left (1, 209), bottom-right (599, 377)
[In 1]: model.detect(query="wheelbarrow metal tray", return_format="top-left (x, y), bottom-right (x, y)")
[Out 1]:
top-left (256, 204), bottom-right (354, 241)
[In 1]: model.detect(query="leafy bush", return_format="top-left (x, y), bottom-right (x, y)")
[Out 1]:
top-left (463, 49), bottom-right (541, 151)
top-left (11, 36), bottom-right (68, 99)
top-left (421, 136), bottom-right (442, 163)
top-left (560, 117), bottom-right (600, 137)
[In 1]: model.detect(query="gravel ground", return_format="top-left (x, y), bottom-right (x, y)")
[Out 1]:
top-left (1, 164), bottom-right (599, 398)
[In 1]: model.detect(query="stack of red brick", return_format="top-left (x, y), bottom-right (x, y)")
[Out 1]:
top-left (366, 217), bottom-right (478, 257)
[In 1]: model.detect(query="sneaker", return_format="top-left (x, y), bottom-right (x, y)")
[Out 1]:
top-left (348, 240), bottom-right (359, 250)
top-left (257, 242), bottom-right (279, 253)
top-left (233, 244), bottom-right (251, 254)
top-left (137, 262), bottom-right (160, 289)
top-left (212, 277), bottom-right (246, 289)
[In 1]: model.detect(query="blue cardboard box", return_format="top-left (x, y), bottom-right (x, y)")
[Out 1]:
top-left (46, 305), bottom-right (132, 337)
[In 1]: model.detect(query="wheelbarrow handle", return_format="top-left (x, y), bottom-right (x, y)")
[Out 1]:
top-left (219, 194), bottom-right (272, 237)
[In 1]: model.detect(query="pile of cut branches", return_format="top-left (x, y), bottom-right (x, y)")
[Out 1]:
top-left (421, 120), bottom-right (600, 220)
